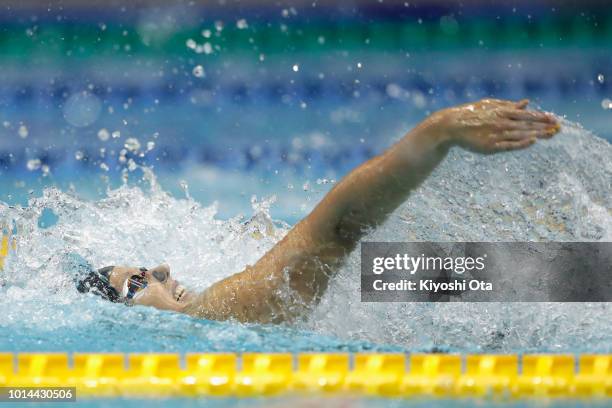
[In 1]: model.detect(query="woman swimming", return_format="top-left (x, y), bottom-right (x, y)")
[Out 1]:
top-left (76, 98), bottom-right (559, 323)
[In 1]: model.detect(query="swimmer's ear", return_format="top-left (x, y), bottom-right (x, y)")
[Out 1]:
top-left (148, 263), bottom-right (170, 282)
top-left (149, 263), bottom-right (170, 274)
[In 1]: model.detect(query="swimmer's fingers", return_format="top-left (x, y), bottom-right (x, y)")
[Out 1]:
top-left (479, 98), bottom-right (523, 108)
top-left (501, 108), bottom-right (556, 124)
top-left (497, 129), bottom-right (557, 142)
top-left (493, 138), bottom-right (537, 151)
top-left (495, 119), bottom-right (552, 131)
top-left (492, 98), bottom-right (529, 109)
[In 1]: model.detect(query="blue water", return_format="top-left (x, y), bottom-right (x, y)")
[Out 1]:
top-left (1, 39), bottom-right (611, 356)
top-left (1, 49), bottom-right (611, 221)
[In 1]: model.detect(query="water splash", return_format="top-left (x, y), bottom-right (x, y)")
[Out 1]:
top-left (0, 119), bottom-right (611, 352)
top-left (310, 119), bottom-right (612, 352)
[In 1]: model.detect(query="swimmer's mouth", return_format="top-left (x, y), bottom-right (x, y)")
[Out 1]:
top-left (174, 284), bottom-right (187, 302)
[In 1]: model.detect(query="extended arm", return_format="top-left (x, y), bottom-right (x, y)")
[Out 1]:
top-left (182, 99), bottom-right (558, 323)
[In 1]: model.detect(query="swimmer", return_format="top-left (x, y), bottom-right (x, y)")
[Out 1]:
top-left (76, 98), bottom-right (560, 323)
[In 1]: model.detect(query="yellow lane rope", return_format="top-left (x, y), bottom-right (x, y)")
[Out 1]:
top-left (0, 233), bottom-right (9, 270)
top-left (0, 353), bottom-right (611, 398)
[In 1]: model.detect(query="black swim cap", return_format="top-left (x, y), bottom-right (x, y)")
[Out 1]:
top-left (75, 265), bottom-right (121, 303)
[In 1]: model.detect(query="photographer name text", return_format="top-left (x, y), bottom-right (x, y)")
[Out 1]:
top-left (372, 278), bottom-right (492, 292)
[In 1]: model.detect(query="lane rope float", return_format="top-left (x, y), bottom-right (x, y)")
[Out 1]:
top-left (1, 353), bottom-right (611, 398)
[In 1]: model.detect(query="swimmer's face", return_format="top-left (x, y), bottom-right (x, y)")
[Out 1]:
top-left (108, 264), bottom-right (191, 311)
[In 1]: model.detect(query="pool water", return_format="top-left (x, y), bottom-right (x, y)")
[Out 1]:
top-left (1, 48), bottom-right (611, 221)
top-left (0, 1), bottom-right (611, 369)
top-left (1, 117), bottom-right (611, 355)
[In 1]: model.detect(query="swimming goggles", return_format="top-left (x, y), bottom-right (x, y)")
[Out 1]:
top-left (121, 267), bottom-right (148, 300)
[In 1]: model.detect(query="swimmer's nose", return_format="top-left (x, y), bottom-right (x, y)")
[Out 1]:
top-left (149, 264), bottom-right (170, 283)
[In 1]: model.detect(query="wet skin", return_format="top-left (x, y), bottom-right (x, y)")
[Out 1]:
top-left (105, 99), bottom-right (560, 323)
top-left (108, 264), bottom-right (193, 312)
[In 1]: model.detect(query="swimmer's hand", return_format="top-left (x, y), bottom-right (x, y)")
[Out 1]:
top-left (427, 98), bottom-right (560, 153)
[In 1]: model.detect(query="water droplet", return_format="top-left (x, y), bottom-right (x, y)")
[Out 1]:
top-left (99, 163), bottom-right (109, 172)
top-left (18, 124), bottom-right (28, 139)
top-left (201, 29), bottom-right (212, 38)
top-left (27, 159), bottom-right (41, 171)
top-left (75, 151), bottom-right (84, 160)
top-left (179, 180), bottom-right (189, 193)
top-left (112, 130), bottom-right (121, 139)
top-left (386, 83), bottom-right (403, 98)
top-left (412, 90), bottom-right (427, 108)
top-left (146, 141), bottom-right (155, 151)
top-left (127, 159), bottom-right (137, 171)
top-left (597, 74), bottom-right (605, 84)
top-left (236, 19), bottom-right (248, 29)
top-left (601, 98), bottom-right (612, 110)
top-left (292, 64), bottom-right (299, 72)
top-left (192, 65), bottom-right (205, 78)
top-left (439, 15), bottom-right (459, 35)
top-left (124, 138), bottom-right (141, 152)
top-left (97, 128), bottom-right (110, 141)
top-left (63, 91), bottom-right (102, 127)
top-left (186, 38), bottom-right (196, 49)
